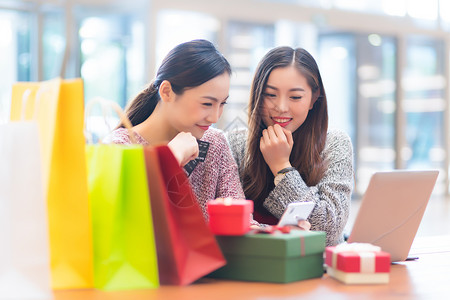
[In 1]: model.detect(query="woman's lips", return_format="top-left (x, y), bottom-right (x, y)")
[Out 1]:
top-left (271, 117), bottom-right (292, 127)
top-left (197, 125), bottom-right (210, 131)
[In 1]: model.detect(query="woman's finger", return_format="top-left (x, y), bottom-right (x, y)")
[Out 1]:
top-left (296, 220), bottom-right (311, 231)
top-left (282, 127), bottom-right (294, 147)
top-left (273, 124), bottom-right (288, 142)
top-left (267, 125), bottom-right (277, 140)
top-left (261, 129), bottom-right (270, 145)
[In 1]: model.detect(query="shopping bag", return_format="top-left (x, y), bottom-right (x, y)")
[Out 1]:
top-left (86, 144), bottom-right (159, 290)
top-left (85, 98), bottom-right (159, 290)
top-left (0, 90), bottom-right (52, 299)
top-left (144, 145), bottom-right (226, 285)
top-left (10, 78), bottom-right (94, 289)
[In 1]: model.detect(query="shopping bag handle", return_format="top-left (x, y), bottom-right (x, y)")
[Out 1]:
top-left (20, 86), bottom-right (50, 121)
top-left (84, 97), bottom-right (137, 144)
top-left (20, 89), bottom-right (32, 121)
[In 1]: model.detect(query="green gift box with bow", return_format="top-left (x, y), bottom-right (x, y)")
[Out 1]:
top-left (210, 230), bottom-right (326, 283)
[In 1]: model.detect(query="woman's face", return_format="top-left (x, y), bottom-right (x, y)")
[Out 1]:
top-left (261, 66), bottom-right (314, 133)
top-left (167, 72), bottom-right (230, 139)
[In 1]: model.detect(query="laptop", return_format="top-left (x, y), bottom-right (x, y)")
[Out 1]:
top-left (347, 170), bottom-right (439, 262)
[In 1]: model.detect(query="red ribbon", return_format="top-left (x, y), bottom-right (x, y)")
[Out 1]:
top-left (254, 225), bottom-right (291, 234)
top-left (300, 235), bottom-right (305, 256)
top-left (255, 226), bottom-right (306, 257)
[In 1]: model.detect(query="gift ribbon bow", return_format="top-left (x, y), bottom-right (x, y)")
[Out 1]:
top-left (332, 243), bottom-right (381, 273)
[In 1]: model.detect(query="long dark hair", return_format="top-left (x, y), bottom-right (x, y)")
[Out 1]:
top-left (122, 39), bottom-right (231, 126)
top-left (243, 46), bottom-right (328, 212)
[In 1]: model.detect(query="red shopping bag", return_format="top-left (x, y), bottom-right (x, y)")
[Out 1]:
top-left (144, 145), bottom-right (226, 285)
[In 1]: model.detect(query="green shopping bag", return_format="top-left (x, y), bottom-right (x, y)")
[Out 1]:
top-left (86, 143), bottom-right (159, 290)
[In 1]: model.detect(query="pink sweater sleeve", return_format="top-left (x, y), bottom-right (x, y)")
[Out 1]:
top-left (210, 130), bottom-right (246, 200)
top-left (205, 129), bottom-right (262, 225)
top-left (103, 128), bottom-right (149, 145)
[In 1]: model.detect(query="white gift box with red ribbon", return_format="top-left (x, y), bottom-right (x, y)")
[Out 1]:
top-left (325, 243), bottom-right (391, 284)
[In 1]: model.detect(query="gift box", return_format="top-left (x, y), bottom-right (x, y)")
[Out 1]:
top-left (207, 198), bottom-right (253, 235)
top-left (325, 243), bottom-right (390, 284)
top-left (209, 229), bottom-right (326, 283)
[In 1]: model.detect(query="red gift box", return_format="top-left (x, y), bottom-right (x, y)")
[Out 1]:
top-left (325, 243), bottom-right (390, 284)
top-left (207, 198), bottom-right (253, 236)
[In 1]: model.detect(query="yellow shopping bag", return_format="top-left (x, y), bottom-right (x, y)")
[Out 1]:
top-left (11, 78), bottom-right (94, 289)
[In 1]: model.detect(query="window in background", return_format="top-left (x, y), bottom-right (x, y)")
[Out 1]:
top-left (319, 33), bottom-right (397, 195)
top-left (334, 0), bottom-right (439, 20)
top-left (318, 33), bottom-right (356, 144)
top-left (78, 11), bottom-right (145, 108)
top-left (407, 0), bottom-right (438, 20)
top-left (255, 0), bottom-right (333, 9)
top-left (274, 20), bottom-right (318, 54)
top-left (0, 10), bottom-right (32, 123)
top-left (355, 34), bottom-right (397, 193)
top-left (156, 10), bottom-right (219, 73)
top-left (295, 0), bottom-right (333, 8)
top-left (403, 36), bottom-right (445, 193)
top-left (221, 21), bottom-right (275, 131)
top-left (43, 9), bottom-right (65, 80)
top-left (440, 0), bottom-right (450, 30)
top-left (382, 0), bottom-right (407, 16)
top-left (77, 10), bottom-right (145, 141)
top-left (333, 0), bottom-right (384, 13)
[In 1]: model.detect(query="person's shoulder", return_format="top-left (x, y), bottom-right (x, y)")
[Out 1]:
top-left (102, 128), bottom-right (131, 144)
top-left (202, 127), bottom-right (248, 156)
top-left (103, 127), bottom-right (148, 145)
top-left (202, 127), bottom-right (226, 143)
top-left (201, 127), bottom-right (230, 151)
top-left (204, 126), bottom-right (248, 142)
top-left (224, 127), bottom-right (248, 146)
top-left (325, 128), bottom-right (353, 153)
top-left (326, 128), bottom-right (352, 143)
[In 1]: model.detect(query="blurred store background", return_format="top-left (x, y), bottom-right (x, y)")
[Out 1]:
top-left (1, 0), bottom-right (450, 196)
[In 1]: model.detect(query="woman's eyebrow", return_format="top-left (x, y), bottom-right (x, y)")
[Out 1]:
top-left (266, 84), bottom-right (305, 92)
top-left (290, 87), bottom-right (305, 92)
top-left (202, 95), bottom-right (229, 101)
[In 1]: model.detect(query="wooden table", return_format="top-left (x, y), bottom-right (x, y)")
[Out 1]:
top-left (54, 235), bottom-right (450, 300)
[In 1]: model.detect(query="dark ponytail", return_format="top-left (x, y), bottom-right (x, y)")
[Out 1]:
top-left (123, 39), bottom-right (231, 127)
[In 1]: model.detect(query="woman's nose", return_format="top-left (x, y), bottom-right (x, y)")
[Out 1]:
top-left (207, 106), bottom-right (222, 124)
top-left (274, 97), bottom-right (289, 113)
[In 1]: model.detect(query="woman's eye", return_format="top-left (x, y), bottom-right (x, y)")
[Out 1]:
top-left (220, 101), bottom-right (228, 106)
top-left (202, 103), bottom-right (213, 107)
top-left (263, 93), bottom-right (276, 98)
top-left (291, 96), bottom-right (302, 100)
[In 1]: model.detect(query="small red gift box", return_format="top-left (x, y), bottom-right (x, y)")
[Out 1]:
top-left (325, 243), bottom-right (390, 284)
top-left (207, 198), bottom-right (253, 236)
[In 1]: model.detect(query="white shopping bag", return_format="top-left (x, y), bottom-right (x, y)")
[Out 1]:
top-left (0, 92), bottom-right (52, 299)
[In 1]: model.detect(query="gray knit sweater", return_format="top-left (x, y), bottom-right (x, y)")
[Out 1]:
top-left (226, 128), bottom-right (354, 246)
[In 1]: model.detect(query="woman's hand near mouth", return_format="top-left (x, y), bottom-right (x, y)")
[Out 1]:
top-left (260, 124), bottom-right (294, 176)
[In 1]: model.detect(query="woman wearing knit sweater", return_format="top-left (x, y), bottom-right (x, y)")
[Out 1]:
top-left (226, 46), bottom-right (354, 246)
top-left (106, 39), bottom-right (245, 217)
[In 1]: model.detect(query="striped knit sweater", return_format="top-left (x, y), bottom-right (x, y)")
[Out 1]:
top-left (226, 128), bottom-right (354, 246)
top-left (106, 127), bottom-right (246, 218)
